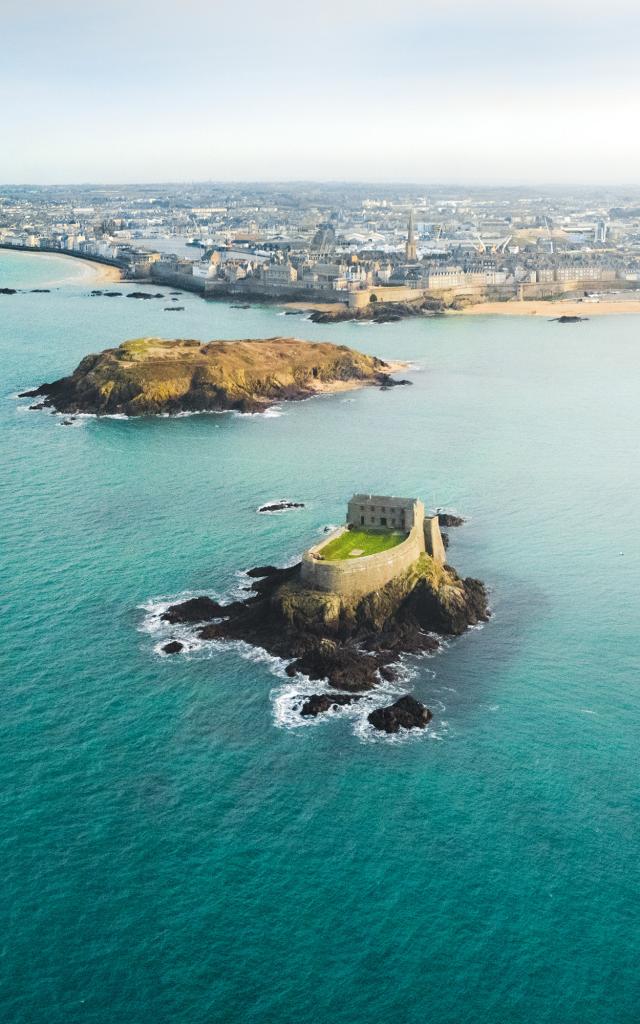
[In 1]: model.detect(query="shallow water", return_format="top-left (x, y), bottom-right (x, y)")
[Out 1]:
top-left (1, 250), bottom-right (639, 1023)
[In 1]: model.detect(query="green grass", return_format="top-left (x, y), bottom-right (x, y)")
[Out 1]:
top-left (319, 528), bottom-right (406, 561)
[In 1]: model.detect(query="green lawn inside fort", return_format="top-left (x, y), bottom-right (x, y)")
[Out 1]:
top-left (319, 528), bottom-right (406, 561)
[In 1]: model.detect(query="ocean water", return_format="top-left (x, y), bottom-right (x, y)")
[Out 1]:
top-left (1, 250), bottom-right (639, 1023)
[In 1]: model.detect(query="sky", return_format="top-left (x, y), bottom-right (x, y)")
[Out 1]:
top-left (2, 0), bottom-right (640, 185)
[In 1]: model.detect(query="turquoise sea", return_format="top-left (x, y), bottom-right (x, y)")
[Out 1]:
top-left (1, 250), bottom-right (639, 1023)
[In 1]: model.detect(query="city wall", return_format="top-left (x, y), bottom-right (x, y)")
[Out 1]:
top-left (151, 265), bottom-right (206, 293)
top-left (203, 280), bottom-right (343, 303)
top-left (346, 278), bottom-right (635, 309)
top-left (347, 287), bottom-right (425, 309)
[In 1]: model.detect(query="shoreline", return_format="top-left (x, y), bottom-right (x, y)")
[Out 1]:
top-left (0, 247), bottom-right (122, 286)
top-left (456, 297), bottom-right (640, 317)
top-left (7, 247), bottom-right (640, 319)
top-left (284, 295), bottom-right (640, 319)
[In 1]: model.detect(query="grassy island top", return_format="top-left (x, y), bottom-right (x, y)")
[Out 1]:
top-left (319, 527), bottom-right (406, 561)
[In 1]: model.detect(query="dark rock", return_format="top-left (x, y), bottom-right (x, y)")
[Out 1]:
top-left (161, 595), bottom-right (228, 624)
top-left (373, 312), bottom-right (402, 323)
top-left (231, 303), bottom-right (251, 309)
top-left (164, 306), bottom-right (185, 311)
top-left (550, 315), bottom-right (587, 323)
top-left (368, 695), bottom-right (432, 733)
top-left (60, 419), bottom-right (74, 426)
top-left (19, 386), bottom-right (44, 398)
top-left (436, 511), bottom-right (466, 528)
top-left (0, 287), bottom-right (17, 295)
top-left (378, 665), bottom-right (397, 683)
top-left (104, 291), bottom-right (122, 297)
top-left (257, 501), bottom-right (305, 513)
top-left (286, 643), bottom-right (383, 692)
top-left (301, 693), bottom-right (362, 716)
top-left (127, 291), bottom-right (164, 299)
top-left (154, 557), bottom-right (488, 717)
top-left (379, 377), bottom-right (413, 390)
top-left (284, 309), bottom-right (304, 315)
top-left (163, 640), bottom-right (184, 654)
top-left (29, 402), bottom-right (46, 410)
top-left (30, 288), bottom-right (50, 293)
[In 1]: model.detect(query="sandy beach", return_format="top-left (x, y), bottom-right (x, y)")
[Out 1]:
top-left (284, 294), bottom-right (640, 319)
top-left (38, 252), bottom-right (122, 286)
top-left (458, 297), bottom-right (640, 317)
top-left (0, 247), bottom-right (122, 287)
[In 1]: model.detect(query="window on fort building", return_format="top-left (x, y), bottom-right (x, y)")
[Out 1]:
top-left (381, 517), bottom-right (387, 527)
top-left (360, 516), bottom-right (364, 525)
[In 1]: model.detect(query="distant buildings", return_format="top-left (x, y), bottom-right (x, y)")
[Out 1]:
top-left (1, 182), bottom-right (639, 303)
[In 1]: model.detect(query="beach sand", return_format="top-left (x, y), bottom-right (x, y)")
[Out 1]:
top-left (284, 295), bottom-right (640, 319)
top-left (0, 248), bottom-right (122, 287)
top-left (50, 253), bottom-right (122, 285)
top-left (458, 297), bottom-right (640, 317)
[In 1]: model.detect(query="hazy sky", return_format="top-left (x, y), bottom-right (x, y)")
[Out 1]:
top-left (2, 0), bottom-right (640, 184)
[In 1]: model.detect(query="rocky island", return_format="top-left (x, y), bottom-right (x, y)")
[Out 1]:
top-left (21, 336), bottom-right (406, 416)
top-left (158, 494), bottom-right (489, 733)
top-left (307, 296), bottom-right (449, 324)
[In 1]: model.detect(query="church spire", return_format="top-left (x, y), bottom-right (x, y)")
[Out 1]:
top-left (405, 209), bottom-right (417, 262)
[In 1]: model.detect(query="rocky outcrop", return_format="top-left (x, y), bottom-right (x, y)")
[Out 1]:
top-left (550, 315), bottom-right (587, 323)
top-left (160, 554), bottom-right (489, 716)
top-left (368, 695), bottom-right (432, 733)
top-left (301, 693), bottom-right (362, 716)
top-left (257, 500), bottom-right (305, 512)
top-left (161, 595), bottom-right (229, 623)
top-left (162, 640), bottom-right (184, 655)
top-left (308, 297), bottom-right (446, 324)
top-left (21, 337), bottom-right (405, 416)
top-left (436, 511), bottom-right (466, 528)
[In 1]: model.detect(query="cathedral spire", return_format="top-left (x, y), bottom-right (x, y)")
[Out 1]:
top-left (405, 209), bottom-right (417, 261)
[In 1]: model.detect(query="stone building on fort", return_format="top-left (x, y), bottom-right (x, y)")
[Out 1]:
top-left (300, 494), bottom-right (445, 599)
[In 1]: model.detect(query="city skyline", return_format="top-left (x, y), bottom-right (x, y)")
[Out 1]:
top-left (3, 0), bottom-right (640, 185)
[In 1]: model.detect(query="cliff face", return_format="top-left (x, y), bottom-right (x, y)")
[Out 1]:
top-left (22, 336), bottom-right (399, 415)
top-left (274, 555), bottom-right (487, 641)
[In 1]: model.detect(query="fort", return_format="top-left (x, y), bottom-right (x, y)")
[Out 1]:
top-left (300, 494), bottom-right (446, 598)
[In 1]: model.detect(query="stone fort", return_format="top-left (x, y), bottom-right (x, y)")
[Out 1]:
top-left (300, 494), bottom-right (445, 598)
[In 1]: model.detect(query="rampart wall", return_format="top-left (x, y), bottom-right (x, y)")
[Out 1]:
top-left (150, 266), bottom-right (206, 293)
top-left (300, 523), bottom-right (426, 598)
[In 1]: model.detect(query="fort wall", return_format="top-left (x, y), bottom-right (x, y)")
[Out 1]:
top-left (424, 516), bottom-right (446, 564)
top-left (300, 523), bottom-right (426, 598)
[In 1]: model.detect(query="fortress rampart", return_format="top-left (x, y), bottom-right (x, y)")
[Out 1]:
top-left (300, 495), bottom-right (445, 599)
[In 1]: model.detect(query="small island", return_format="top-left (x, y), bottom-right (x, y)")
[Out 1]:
top-left (21, 337), bottom-right (406, 416)
top-left (158, 494), bottom-right (489, 733)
